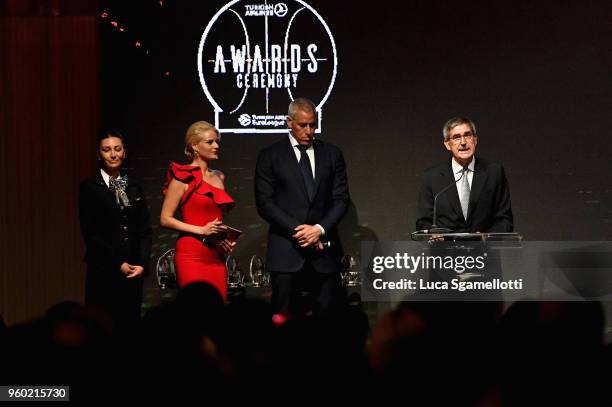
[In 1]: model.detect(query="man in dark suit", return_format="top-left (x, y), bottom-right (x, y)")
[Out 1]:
top-left (79, 130), bottom-right (152, 330)
top-left (255, 98), bottom-right (349, 316)
top-left (415, 117), bottom-right (512, 309)
top-left (416, 117), bottom-right (513, 233)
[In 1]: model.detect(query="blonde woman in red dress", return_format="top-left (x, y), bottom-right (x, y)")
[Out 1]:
top-left (161, 121), bottom-right (235, 301)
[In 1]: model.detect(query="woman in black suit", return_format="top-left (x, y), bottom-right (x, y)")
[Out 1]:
top-left (79, 130), bottom-right (152, 330)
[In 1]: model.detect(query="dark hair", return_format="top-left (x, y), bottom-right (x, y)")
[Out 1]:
top-left (97, 128), bottom-right (125, 149)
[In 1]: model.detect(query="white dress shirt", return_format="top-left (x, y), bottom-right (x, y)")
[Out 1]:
top-left (100, 168), bottom-right (119, 188)
top-left (288, 134), bottom-right (315, 178)
top-left (451, 157), bottom-right (475, 194)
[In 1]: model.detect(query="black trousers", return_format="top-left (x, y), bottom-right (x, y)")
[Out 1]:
top-left (85, 265), bottom-right (144, 331)
top-left (271, 262), bottom-right (345, 316)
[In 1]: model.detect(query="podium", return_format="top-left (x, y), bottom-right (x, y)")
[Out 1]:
top-left (407, 231), bottom-right (523, 299)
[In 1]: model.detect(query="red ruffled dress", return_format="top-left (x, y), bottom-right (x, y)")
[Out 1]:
top-left (163, 162), bottom-right (235, 301)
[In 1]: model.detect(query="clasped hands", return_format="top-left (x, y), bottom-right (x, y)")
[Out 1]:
top-left (293, 224), bottom-right (324, 251)
top-left (120, 262), bottom-right (144, 278)
top-left (201, 218), bottom-right (236, 255)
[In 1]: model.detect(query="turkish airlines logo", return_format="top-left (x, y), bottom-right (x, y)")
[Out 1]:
top-left (274, 3), bottom-right (288, 17)
top-left (243, 3), bottom-right (288, 17)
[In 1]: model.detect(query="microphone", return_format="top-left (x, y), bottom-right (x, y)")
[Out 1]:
top-left (430, 167), bottom-right (468, 234)
top-left (316, 241), bottom-right (332, 250)
top-left (309, 241), bottom-right (332, 251)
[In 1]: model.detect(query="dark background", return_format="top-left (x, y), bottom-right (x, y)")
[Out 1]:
top-left (1, 0), bottom-right (610, 325)
top-left (100, 0), bottom-right (612, 283)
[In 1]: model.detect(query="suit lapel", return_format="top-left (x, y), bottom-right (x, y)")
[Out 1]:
top-left (93, 171), bottom-right (118, 208)
top-left (312, 140), bottom-right (325, 200)
top-left (126, 180), bottom-right (142, 206)
top-left (468, 158), bottom-right (487, 220)
top-left (283, 137), bottom-right (311, 202)
top-left (441, 163), bottom-right (464, 220)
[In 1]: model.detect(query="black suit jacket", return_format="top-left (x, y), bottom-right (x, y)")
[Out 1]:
top-left (255, 137), bottom-right (349, 273)
top-left (79, 172), bottom-right (152, 275)
top-left (416, 157), bottom-right (513, 233)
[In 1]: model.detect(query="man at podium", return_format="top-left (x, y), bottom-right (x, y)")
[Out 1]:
top-left (414, 117), bottom-right (514, 304)
top-left (416, 117), bottom-right (513, 234)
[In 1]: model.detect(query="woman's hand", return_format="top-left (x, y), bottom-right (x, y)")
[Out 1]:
top-left (120, 262), bottom-right (131, 275)
top-left (120, 262), bottom-right (144, 278)
top-left (215, 239), bottom-right (236, 255)
top-left (126, 265), bottom-right (145, 278)
top-left (200, 218), bottom-right (227, 237)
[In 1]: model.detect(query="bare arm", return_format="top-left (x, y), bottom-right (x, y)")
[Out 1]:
top-left (160, 178), bottom-right (225, 236)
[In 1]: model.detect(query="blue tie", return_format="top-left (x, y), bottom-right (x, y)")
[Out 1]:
top-left (297, 145), bottom-right (315, 201)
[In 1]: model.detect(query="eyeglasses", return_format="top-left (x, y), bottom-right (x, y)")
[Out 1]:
top-left (447, 131), bottom-right (475, 144)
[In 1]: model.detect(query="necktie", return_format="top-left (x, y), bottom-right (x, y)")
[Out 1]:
top-left (297, 145), bottom-right (315, 201)
top-left (459, 167), bottom-right (470, 220)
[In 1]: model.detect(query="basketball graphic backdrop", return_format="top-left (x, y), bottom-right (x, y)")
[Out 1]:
top-left (197, 0), bottom-right (338, 133)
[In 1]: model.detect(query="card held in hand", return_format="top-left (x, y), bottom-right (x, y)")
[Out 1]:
top-left (220, 225), bottom-right (242, 244)
top-left (203, 224), bottom-right (243, 245)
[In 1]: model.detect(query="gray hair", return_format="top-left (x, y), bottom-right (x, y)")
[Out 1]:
top-left (288, 97), bottom-right (316, 119)
top-left (442, 117), bottom-right (477, 139)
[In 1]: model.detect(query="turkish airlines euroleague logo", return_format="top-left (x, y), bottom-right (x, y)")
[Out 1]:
top-left (197, 0), bottom-right (337, 133)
